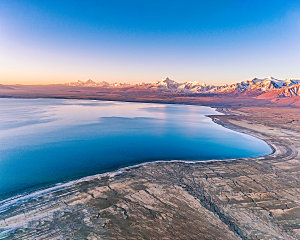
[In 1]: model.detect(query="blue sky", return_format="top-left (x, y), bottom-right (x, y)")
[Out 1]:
top-left (0, 0), bottom-right (300, 84)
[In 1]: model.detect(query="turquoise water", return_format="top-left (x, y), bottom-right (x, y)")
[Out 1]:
top-left (0, 98), bottom-right (272, 200)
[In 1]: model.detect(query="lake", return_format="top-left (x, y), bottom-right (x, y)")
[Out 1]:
top-left (0, 98), bottom-right (272, 200)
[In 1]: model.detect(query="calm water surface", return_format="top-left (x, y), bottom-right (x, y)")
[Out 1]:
top-left (0, 98), bottom-right (272, 199)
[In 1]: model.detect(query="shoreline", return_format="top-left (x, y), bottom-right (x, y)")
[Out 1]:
top-left (0, 100), bottom-right (274, 205)
top-left (0, 98), bottom-right (300, 239)
top-left (209, 111), bottom-right (277, 157)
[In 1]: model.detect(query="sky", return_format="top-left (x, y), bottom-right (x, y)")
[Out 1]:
top-left (0, 0), bottom-right (300, 85)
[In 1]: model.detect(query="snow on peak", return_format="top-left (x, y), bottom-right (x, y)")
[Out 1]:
top-left (66, 77), bottom-right (300, 97)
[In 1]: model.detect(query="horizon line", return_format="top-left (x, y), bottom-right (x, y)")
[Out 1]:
top-left (1, 75), bottom-right (300, 86)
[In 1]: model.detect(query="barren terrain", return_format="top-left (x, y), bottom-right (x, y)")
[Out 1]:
top-left (1, 82), bottom-right (299, 107)
top-left (1, 84), bottom-right (298, 107)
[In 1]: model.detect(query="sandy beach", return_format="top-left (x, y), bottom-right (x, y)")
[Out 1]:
top-left (0, 104), bottom-right (299, 239)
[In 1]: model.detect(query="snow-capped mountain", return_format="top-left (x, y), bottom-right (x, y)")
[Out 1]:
top-left (67, 78), bottom-right (215, 93)
top-left (153, 77), bottom-right (181, 89)
top-left (66, 77), bottom-right (300, 97)
top-left (279, 84), bottom-right (300, 97)
top-left (207, 77), bottom-right (300, 95)
top-left (141, 78), bottom-right (215, 92)
top-left (258, 83), bottom-right (300, 99)
top-left (177, 81), bottom-right (215, 92)
top-left (67, 79), bottom-right (131, 87)
top-left (148, 77), bottom-right (300, 95)
top-left (67, 79), bottom-right (109, 87)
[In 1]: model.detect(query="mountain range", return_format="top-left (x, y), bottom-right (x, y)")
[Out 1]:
top-left (67, 77), bottom-right (300, 98)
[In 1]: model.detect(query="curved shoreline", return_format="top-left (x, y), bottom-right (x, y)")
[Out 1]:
top-left (1, 102), bottom-right (299, 239)
top-left (0, 101), bottom-right (272, 201)
top-left (210, 109), bottom-right (296, 160)
top-left (0, 106), bottom-right (280, 221)
top-left (0, 106), bottom-right (276, 207)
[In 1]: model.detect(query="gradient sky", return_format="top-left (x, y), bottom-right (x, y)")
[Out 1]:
top-left (0, 0), bottom-right (300, 84)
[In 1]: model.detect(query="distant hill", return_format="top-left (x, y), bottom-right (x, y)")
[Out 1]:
top-left (1, 77), bottom-right (300, 107)
top-left (66, 77), bottom-right (300, 98)
top-left (258, 83), bottom-right (300, 98)
top-left (67, 79), bottom-right (131, 88)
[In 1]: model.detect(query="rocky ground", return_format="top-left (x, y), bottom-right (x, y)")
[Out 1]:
top-left (0, 106), bottom-right (300, 239)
